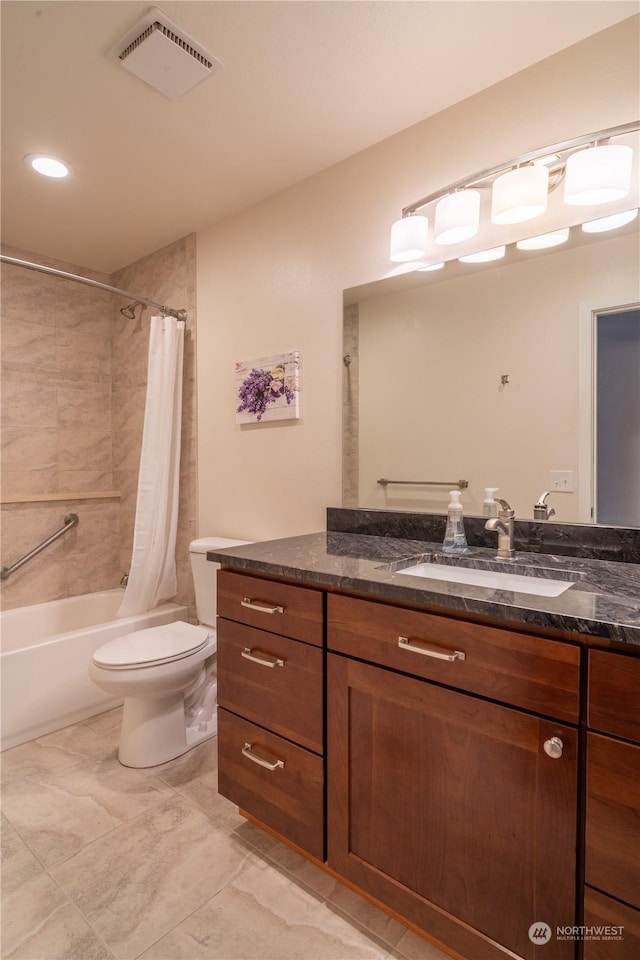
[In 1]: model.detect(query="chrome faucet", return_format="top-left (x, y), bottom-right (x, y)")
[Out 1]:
top-left (484, 497), bottom-right (516, 560)
top-left (533, 491), bottom-right (556, 521)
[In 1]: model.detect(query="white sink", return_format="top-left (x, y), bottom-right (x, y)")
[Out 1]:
top-left (397, 562), bottom-right (575, 597)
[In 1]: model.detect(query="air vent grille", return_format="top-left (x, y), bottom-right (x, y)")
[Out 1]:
top-left (119, 22), bottom-right (214, 70)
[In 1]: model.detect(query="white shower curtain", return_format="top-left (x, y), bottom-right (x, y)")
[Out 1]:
top-left (118, 315), bottom-right (185, 618)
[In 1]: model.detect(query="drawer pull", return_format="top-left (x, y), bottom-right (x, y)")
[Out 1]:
top-left (241, 647), bottom-right (285, 668)
top-left (398, 635), bottom-right (466, 662)
top-left (543, 736), bottom-right (564, 759)
top-left (242, 741), bottom-right (285, 771)
top-left (241, 597), bottom-right (284, 615)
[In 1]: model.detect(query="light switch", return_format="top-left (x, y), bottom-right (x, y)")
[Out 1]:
top-left (550, 470), bottom-right (574, 492)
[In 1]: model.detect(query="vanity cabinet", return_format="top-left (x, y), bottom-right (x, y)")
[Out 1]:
top-left (216, 570), bottom-right (325, 860)
top-left (584, 650), bottom-right (640, 959)
top-left (327, 593), bottom-right (581, 960)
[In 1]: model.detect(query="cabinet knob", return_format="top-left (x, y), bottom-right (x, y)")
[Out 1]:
top-left (543, 736), bottom-right (563, 759)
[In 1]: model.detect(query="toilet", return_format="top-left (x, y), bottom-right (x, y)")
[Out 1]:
top-left (89, 537), bottom-right (249, 768)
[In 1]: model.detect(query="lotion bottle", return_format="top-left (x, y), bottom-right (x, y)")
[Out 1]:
top-left (442, 490), bottom-right (468, 554)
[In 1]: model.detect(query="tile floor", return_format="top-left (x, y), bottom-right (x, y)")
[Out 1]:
top-left (1, 708), bottom-right (451, 960)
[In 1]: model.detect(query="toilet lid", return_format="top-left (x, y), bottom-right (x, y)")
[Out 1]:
top-left (93, 621), bottom-right (212, 668)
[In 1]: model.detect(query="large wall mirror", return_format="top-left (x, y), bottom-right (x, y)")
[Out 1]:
top-left (343, 220), bottom-right (640, 527)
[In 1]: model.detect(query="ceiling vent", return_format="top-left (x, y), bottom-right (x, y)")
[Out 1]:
top-left (109, 7), bottom-right (223, 101)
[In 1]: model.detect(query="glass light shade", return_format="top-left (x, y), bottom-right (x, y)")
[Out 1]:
top-left (516, 228), bottom-right (570, 250)
top-left (390, 215), bottom-right (428, 262)
top-left (491, 165), bottom-right (549, 224)
top-left (434, 190), bottom-right (480, 244)
top-left (564, 144), bottom-right (633, 205)
top-left (417, 261), bottom-right (445, 271)
top-left (459, 246), bottom-right (505, 263)
top-left (581, 208), bottom-right (638, 233)
top-left (25, 154), bottom-right (71, 178)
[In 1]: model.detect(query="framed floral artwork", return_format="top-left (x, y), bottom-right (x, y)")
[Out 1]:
top-left (235, 350), bottom-right (301, 423)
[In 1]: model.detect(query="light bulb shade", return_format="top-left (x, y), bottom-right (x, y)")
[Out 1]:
top-left (390, 215), bottom-right (428, 262)
top-left (434, 190), bottom-right (480, 244)
top-left (516, 228), bottom-right (569, 250)
top-left (564, 144), bottom-right (633, 205)
top-left (459, 245), bottom-right (506, 263)
top-left (582, 208), bottom-right (638, 233)
top-left (491, 165), bottom-right (549, 224)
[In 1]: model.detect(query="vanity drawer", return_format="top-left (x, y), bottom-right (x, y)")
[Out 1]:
top-left (217, 618), bottom-right (323, 754)
top-left (583, 888), bottom-right (640, 960)
top-left (328, 594), bottom-right (580, 723)
top-left (217, 570), bottom-right (324, 646)
top-left (585, 732), bottom-right (640, 909)
top-left (589, 650), bottom-right (640, 743)
top-left (217, 707), bottom-right (325, 861)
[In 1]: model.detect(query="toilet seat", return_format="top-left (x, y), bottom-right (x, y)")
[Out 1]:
top-left (93, 622), bottom-right (212, 670)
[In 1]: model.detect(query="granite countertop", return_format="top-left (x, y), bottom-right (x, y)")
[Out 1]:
top-left (208, 531), bottom-right (640, 646)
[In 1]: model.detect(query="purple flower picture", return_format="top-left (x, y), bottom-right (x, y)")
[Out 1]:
top-left (235, 351), bottom-right (300, 423)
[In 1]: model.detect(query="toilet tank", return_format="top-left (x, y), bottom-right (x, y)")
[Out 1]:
top-left (189, 537), bottom-right (252, 627)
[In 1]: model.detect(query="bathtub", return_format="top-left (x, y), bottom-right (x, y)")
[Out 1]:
top-left (0, 589), bottom-right (188, 751)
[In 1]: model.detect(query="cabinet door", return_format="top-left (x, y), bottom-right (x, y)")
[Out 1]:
top-left (328, 653), bottom-right (578, 960)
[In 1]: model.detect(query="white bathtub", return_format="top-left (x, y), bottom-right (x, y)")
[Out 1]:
top-left (0, 589), bottom-right (188, 751)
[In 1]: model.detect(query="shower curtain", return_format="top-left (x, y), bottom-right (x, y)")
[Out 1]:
top-left (118, 315), bottom-right (185, 618)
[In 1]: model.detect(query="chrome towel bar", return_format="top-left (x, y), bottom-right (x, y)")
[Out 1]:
top-left (0, 514), bottom-right (79, 581)
top-left (377, 478), bottom-right (469, 490)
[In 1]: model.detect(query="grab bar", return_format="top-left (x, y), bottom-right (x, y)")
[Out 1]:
top-left (378, 478), bottom-right (469, 490)
top-left (0, 514), bottom-right (79, 581)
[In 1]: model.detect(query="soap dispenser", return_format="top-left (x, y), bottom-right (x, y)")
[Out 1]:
top-left (483, 488), bottom-right (499, 518)
top-left (442, 490), bottom-right (468, 554)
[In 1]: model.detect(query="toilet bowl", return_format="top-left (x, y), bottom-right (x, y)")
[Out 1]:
top-left (89, 537), bottom-right (250, 768)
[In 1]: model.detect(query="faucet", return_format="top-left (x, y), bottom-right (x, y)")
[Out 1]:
top-left (485, 497), bottom-right (516, 560)
top-left (533, 491), bottom-right (556, 521)
top-left (120, 572), bottom-right (129, 586)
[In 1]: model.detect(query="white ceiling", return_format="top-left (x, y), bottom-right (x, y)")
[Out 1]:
top-left (1, 1), bottom-right (638, 274)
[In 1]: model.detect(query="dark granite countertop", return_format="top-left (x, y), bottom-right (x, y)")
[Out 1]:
top-left (208, 531), bottom-right (640, 647)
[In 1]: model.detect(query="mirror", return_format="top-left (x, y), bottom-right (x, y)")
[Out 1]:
top-left (343, 220), bottom-right (640, 526)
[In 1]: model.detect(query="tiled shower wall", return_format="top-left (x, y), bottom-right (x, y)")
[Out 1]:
top-left (0, 236), bottom-right (197, 616)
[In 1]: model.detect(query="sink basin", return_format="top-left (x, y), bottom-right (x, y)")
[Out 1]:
top-left (397, 561), bottom-right (576, 597)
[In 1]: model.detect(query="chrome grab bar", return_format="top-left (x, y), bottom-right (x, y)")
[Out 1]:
top-left (378, 478), bottom-right (469, 490)
top-left (0, 514), bottom-right (79, 581)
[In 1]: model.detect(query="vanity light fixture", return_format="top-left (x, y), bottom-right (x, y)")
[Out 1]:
top-left (516, 228), bottom-right (570, 251)
top-left (389, 214), bottom-right (428, 262)
top-left (389, 121), bottom-right (638, 263)
top-left (581, 208), bottom-right (638, 233)
top-left (417, 261), bottom-right (445, 271)
top-left (491, 164), bottom-right (549, 225)
top-left (564, 143), bottom-right (633, 206)
top-left (459, 245), bottom-right (506, 263)
top-left (434, 190), bottom-right (480, 244)
top-left (25, 154), bottom-right (72, 178)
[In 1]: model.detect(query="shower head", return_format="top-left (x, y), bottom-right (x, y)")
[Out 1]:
top-left (120, 300), bottom-right (143, 319)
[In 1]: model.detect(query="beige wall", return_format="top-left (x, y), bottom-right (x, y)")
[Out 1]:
top-left (356, 231), bottom-right (639, 522)
top-left (195, 18), bottom-right (640, 542)
top-left (0, 236), bottom-right (197, 614)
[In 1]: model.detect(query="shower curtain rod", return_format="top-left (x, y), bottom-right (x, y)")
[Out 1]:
top-left (0, 255), bottom-right (187, 321)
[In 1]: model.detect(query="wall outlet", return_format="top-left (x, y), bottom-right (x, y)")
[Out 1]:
top-left (550, 470), bottom-right (574, 492)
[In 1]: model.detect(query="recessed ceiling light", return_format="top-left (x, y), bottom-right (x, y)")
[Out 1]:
top-left (581, 208), bottom-right (638, 233)
top-left (25, 154), bottom-right (72, 178)
top-left (459, 246), bottom-right (506, 263)
top-left (517, 229), bottom-right (570, 251)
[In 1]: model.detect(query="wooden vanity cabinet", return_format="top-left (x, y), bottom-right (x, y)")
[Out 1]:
top-left (327, 593), bottom-right (581, 960)
top-left (584, 650), bottom-right (640, 959)
top-left (216, 569), bottom-right (325, 860)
